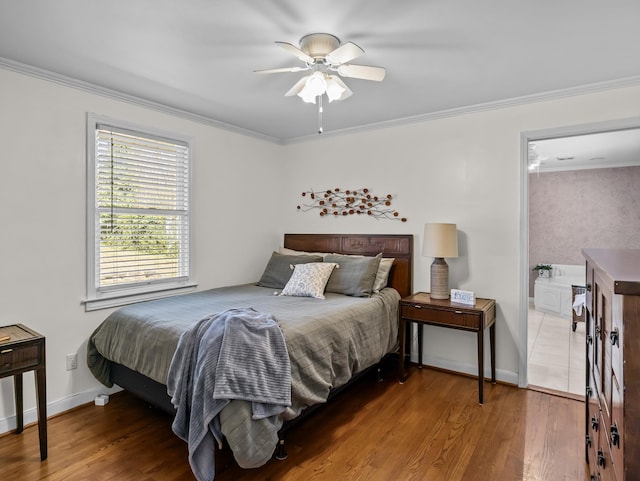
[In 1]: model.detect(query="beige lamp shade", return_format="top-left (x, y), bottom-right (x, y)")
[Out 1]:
top-left (423, 223), bottom-right (458, 258)
top-left (423, 223), bottom-right (458, 299)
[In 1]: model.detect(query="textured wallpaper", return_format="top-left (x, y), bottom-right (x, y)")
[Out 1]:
top-left (528, 165), bottom-right (640, 296)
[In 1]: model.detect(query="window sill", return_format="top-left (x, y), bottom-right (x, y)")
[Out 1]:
top-left (83, 282), bottom-right (198, 312)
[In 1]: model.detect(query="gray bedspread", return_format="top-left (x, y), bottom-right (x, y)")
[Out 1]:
top-left (87, 284), bottom-right (399, 471)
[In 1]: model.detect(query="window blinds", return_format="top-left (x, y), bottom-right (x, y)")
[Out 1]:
top-left (94, 124), bottom-right (189, 290)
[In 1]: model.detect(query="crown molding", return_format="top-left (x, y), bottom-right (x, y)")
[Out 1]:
top-left (284, 75), bottom-right (640, 144)
top-left (2, 56), bottom-right (639, 145)
top-left (0, 57), bottom-right (281, 144)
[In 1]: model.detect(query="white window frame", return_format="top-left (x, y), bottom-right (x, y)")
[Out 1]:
top-left (85, 113), bottom-right (196, 311)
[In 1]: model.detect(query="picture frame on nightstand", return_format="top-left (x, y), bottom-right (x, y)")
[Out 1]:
top-left (451, 288), bottom-right (475, 306)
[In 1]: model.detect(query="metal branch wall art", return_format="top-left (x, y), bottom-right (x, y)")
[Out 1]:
top-left (297, 187), bottom-right (407, 222)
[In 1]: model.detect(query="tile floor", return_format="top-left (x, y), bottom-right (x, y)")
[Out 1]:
top-left (528, 302), bottom-right (586, 396)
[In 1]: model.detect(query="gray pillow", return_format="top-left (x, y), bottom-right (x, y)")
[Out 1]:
top-left (324, 253), bottom-right (382, 297)
top-left (257, 252), bottom-right (323, 289)
top-left (373, 257), bottom-right (395, 292)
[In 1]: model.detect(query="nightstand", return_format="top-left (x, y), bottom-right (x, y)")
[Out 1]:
top-left (398, 293), bottom-right (496, 404)
top-left (0, 324), bottom-right (47, 460)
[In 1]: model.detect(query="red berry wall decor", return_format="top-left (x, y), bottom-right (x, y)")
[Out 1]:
top-left (297, 187), bottom-right (407, 222)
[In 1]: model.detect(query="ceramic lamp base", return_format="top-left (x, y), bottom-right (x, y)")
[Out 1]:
top-left (430, 257), bottom-right (449, 299)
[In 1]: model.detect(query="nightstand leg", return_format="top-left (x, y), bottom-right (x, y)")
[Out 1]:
top-left (35, 367), bottom-right (47, 460)
top-left (490, 323), bottom-right (496, 384)
top-left (418, 324), bottom-right (423, 368)
top-left (477, 328), bottom-right (484, 405)
top-left (398, 318), bottom-right (406, 382)
top-left (14, 373), bottom-right (23, 434)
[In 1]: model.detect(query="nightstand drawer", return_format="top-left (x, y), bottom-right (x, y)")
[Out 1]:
top-left (401, 304), bottom-right (480, 329)
top-left (0, 344), bottom-right (41, 374)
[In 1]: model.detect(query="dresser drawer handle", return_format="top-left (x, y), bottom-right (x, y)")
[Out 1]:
top-left (611, 424), bottom-right (620, 448)
top-left (610, 328), bottom-right (619, 347)
top-left (413, 304), bottom-right (422, 309)
top-left (454, 310), bottom-right (462, 314)
top-left (597, 448), bottom-right (606, 467)
top-left (0, 349), bottom-right (12, 354)
top-left (591, 415), bottom-right (599, 432)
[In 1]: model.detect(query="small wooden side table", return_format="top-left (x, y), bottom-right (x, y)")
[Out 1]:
top-left (0, 324), bottom-right (47, 460)
top-left (398, 293), bottom-right (496, 404)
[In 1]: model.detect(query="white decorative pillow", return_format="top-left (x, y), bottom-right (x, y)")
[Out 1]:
top-left (373, 257), bottom-right (395, 292)
top-left (280, 262), bottom-right (338, 299)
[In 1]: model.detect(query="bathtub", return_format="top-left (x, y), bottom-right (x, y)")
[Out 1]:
top-left (534, 264), bottom-right (585, 319)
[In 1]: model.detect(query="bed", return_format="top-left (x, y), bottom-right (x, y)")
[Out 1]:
top-left (87, 233), bottom-right (413, 479)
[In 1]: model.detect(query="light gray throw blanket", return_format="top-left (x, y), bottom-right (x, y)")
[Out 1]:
top-left (167, 308), bottom-right (291, 481)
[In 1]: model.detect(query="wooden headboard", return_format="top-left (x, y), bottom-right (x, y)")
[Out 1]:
top-left (283, 233), bottom-right (413, 298)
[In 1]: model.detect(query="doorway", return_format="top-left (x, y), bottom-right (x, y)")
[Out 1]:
top-left (520, 118), bottom-right (640, 395)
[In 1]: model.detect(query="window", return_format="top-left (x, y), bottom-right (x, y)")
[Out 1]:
top-left (85, 114), bottom-right (194, 310)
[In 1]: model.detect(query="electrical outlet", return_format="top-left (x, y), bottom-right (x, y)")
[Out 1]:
top-left (66, 353), bottom-right (78, 371)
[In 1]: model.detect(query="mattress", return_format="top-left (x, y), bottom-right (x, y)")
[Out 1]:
top-left (87, 283), bottom-right (400, 470)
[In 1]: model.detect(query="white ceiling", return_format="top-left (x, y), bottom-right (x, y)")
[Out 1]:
top-left (1, 0), bottom-right (640, 143)
top-left (530, 128), bottom-right (640, 172)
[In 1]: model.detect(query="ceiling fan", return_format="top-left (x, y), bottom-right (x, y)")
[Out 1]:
top-left (255, 33), bottom-right (386, 106)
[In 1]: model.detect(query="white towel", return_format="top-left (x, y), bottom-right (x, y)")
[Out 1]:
top-left (573, 293), bottom-right (586, 316)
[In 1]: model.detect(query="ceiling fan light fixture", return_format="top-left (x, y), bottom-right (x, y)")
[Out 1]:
top-left (297, 71), bottom-right (327, 103)
top-left (325, 76), bottom-right (346, 102)
top-left (298, 91), bottom-right (317, 104)
top-left (306, 72), bottom-right (327, 95)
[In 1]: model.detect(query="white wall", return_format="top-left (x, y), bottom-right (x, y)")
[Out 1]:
top-left (0, 68), bottom-right (286, 431)
top-left (281, 85), bottom-right (640, 383)
top-left (1, 64), bottom-right (639, 432)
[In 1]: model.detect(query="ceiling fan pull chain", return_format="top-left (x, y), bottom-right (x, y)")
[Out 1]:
top-left (318, 94), bottom-right (324, 134)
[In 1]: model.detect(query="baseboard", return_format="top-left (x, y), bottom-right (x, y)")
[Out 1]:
top-left (419, 355), bottom-right (519, 386)
top-left (527, 383), bottom-right (583, 401)
top-left (0, 385), bottom-right (122, 435)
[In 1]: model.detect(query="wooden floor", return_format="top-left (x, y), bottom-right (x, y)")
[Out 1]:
top-left (0, 365), bottom-right (589, 481)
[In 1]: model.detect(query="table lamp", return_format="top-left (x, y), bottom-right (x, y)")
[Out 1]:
top-left (423, 223), bottom-right (458, 299)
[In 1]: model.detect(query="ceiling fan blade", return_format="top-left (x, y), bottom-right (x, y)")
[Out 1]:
top-left (325, 41), bottom-right (364, 65)
top-left (254, 66), bottom-right (308, 74)
top-left (284, 76), bottom-right (310, 97)
top-left (337, 64), bottom-right (386, 81)
top-left (275, 41), bottom-right (315, 64)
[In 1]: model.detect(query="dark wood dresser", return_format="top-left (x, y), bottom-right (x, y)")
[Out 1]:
top-left (583, 248), bottom-right (640, 481)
